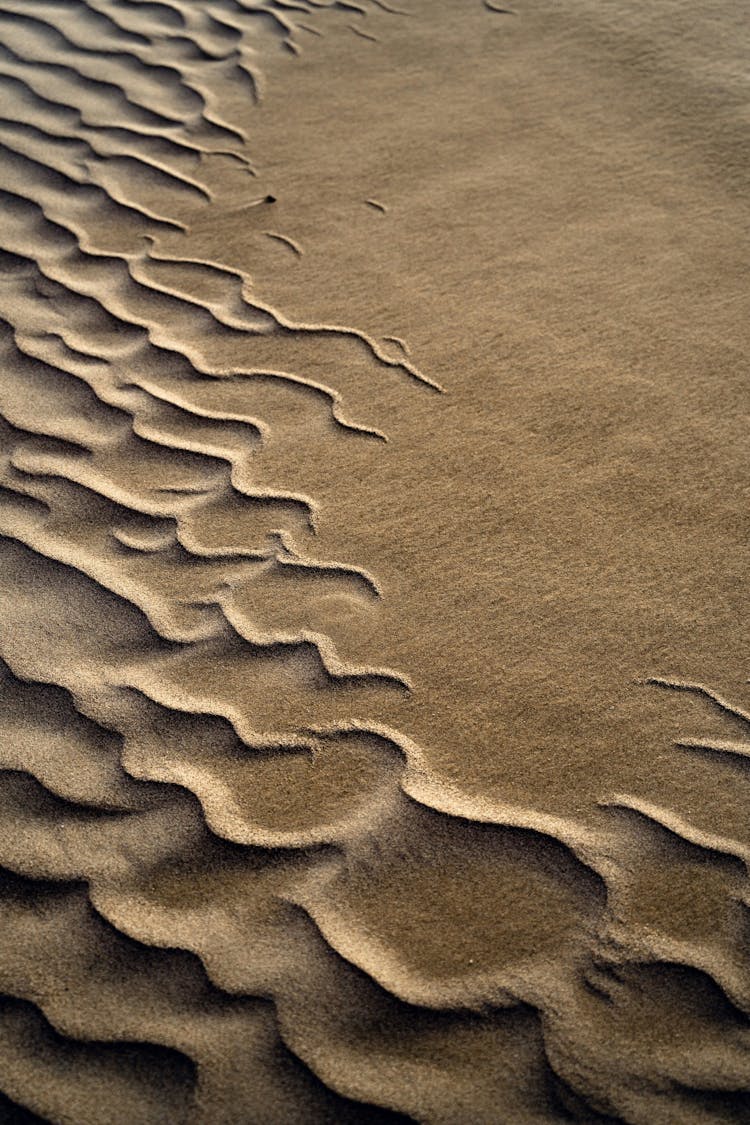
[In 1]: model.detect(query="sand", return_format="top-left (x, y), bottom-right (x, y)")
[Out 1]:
top-left (0, 0), bottom-right (748, 1121)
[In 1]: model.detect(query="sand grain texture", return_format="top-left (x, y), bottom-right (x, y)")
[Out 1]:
top-left (0, 0), bottom-right (748, 1122)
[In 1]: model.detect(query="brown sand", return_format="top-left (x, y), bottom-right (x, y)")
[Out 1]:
top-left (0, 0), bottom-right (748, 1121)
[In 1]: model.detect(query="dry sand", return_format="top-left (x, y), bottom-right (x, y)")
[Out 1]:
top-left (0, 0), bottom-right (748, 1121)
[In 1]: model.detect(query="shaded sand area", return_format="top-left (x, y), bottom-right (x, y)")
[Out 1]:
top-left (0, 0), bottom-right (749, 1121)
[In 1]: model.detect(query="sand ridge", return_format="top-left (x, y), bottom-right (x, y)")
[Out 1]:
top-left (0, 0), bottom-right (748, 1122)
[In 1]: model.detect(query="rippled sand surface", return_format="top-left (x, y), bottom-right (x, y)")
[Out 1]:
top-left (0, 1), bottom-right (748, 1121)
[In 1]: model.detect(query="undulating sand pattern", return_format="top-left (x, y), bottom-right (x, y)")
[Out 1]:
top-left (0, 0), bottom-right (748, 1121)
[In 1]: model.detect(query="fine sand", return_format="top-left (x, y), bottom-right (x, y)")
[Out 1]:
top-left (0, 0), bottom-right (748, 1122)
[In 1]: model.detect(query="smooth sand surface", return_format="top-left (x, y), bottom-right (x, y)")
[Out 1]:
top-left (0, 0), bottom-right (748, 1121)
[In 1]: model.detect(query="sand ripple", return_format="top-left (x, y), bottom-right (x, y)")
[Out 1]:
top-left (0, 1), bottom-right (748, 1122)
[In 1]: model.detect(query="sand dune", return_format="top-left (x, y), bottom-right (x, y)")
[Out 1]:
top-left (0, 0), bottom-right (748, 1121)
